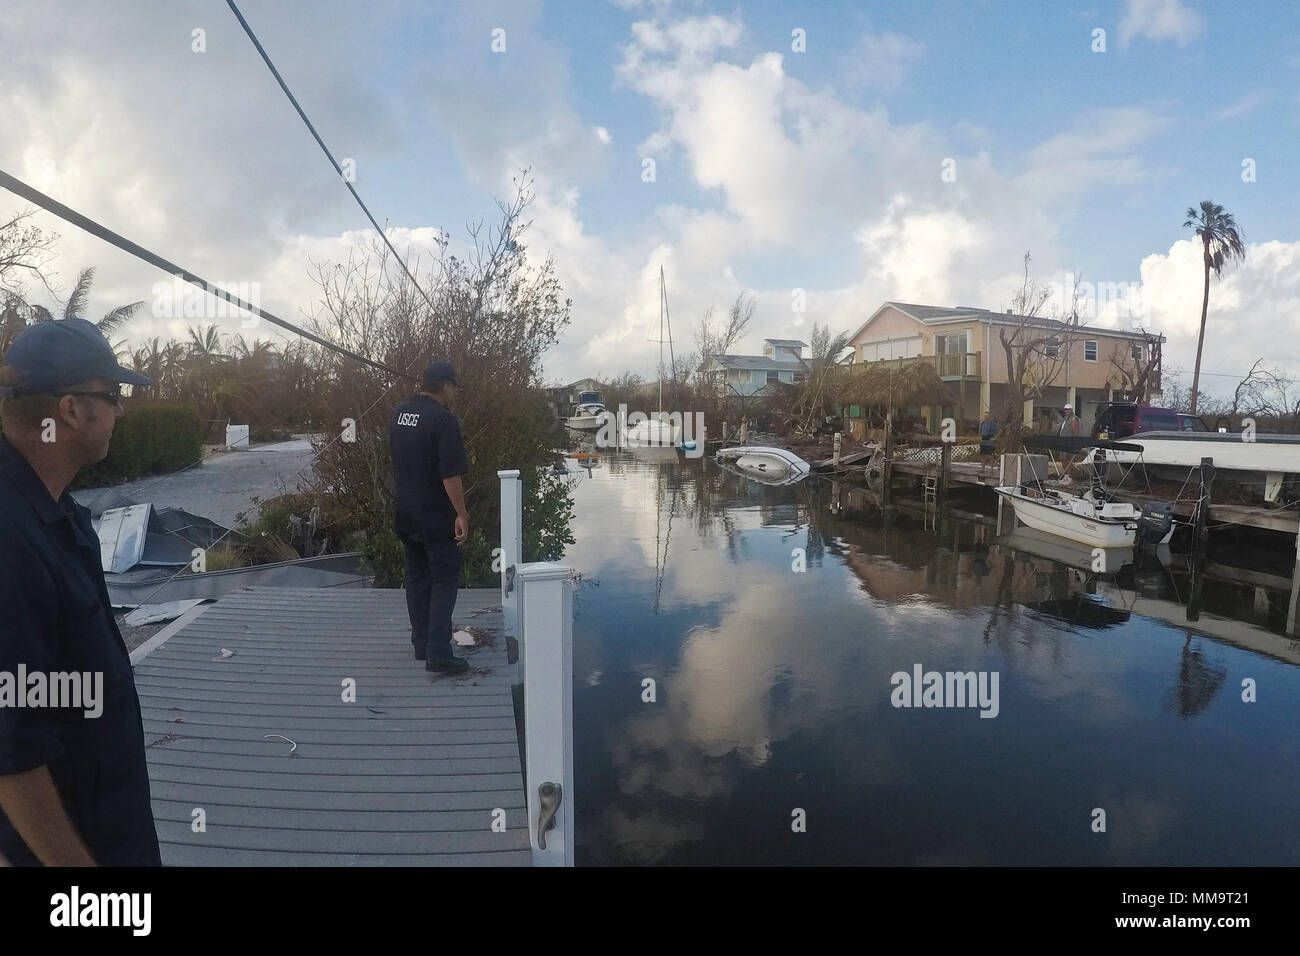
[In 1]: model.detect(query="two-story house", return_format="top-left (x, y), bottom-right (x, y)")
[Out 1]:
top-left (847, 302), bottom-right (1163, 432)
top-left (702, 338), bottom-right (809, 397)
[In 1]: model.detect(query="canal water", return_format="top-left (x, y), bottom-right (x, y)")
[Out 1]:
top-left (561, 447), bottom-right (1300, 865)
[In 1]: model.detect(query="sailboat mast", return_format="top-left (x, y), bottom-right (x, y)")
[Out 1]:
top-left (658, 266), bottom-right (664, 415)
top-left (661, 266), bottom-right (678, 410)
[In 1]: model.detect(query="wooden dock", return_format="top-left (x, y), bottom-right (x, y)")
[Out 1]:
top-left (132, 586), bottom-right (530, 866)
top-left (889, 458), bottom-right (1001, 488)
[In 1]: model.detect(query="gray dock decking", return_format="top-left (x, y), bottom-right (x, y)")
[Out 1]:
top-left (134, 586), bottom-right (530, 866)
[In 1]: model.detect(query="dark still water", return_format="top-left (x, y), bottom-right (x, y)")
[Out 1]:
top-left (560, 448), bottom-right (1300, 865)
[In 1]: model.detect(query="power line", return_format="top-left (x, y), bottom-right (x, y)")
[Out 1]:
top-left (0, 169), bottom-right (415, 382)
top-left (225, 0), bottom-right (439, 316)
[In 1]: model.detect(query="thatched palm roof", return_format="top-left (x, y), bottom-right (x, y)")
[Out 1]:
top-left (835, 360), bottom-right (955, 407)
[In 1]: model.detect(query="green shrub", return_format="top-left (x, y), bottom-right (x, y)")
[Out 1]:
top-left (75, 401), bottom-right (203, 487)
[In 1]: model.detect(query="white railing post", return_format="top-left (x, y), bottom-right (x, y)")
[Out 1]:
top-left (497, 469), bottom-right (522, 638)
top-left (518, 562), bottom-right (574, 867)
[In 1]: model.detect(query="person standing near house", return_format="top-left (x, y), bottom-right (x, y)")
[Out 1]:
top-left (390, 361), bottom-right (471, 675)
top-left (1059, 403), bottom-right (1080, 437)
top-left (0, 318), bottom-right (161, 866)
top-left (978, 410), bottom-right (998, 468)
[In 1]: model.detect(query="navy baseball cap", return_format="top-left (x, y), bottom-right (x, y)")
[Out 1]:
top-left (0, 318), bottom-right (152, 397)
top-left (420, 361), bottom-right (458, 387)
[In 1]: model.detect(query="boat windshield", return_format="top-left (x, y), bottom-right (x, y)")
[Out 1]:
top-left (577, 391), bottom-right (603, 405)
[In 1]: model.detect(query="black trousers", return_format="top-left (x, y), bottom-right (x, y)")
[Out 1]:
top-left (400, 532), bottom-right (462, 660)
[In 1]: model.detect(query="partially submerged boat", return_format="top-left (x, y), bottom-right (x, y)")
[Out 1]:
top-left (995, 436), bottom-right (1175, 550)
top-left (715, 445), bottom-right (811, 478)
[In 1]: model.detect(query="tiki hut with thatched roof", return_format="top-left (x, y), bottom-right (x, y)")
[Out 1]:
top-left (835, 360), bottom-right (955, 432)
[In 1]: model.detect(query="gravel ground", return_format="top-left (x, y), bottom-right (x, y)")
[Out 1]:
top-left (117, 615), bottom-right (172, 653)
top-left (76, 439), bottom-right (319, 652)
top-left (73, 438), bottom-right (317, 529)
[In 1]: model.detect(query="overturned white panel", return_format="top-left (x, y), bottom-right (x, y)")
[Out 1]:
top-left (93, 503), bottom-right (153, 573)
top-left (226, 424), bottom-right (250, 449)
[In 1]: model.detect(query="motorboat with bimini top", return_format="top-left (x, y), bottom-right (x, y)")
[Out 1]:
top-left (994, 436), bottom-right (1175, 550)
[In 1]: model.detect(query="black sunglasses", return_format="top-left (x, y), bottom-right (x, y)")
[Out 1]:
top-left (56, 389), bottom-right (123, 407)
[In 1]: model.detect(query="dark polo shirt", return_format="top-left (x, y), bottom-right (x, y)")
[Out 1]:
top-left (389, 394), bottom-right (470, 541)
top-left (0, 434), bottom-right (161, 866)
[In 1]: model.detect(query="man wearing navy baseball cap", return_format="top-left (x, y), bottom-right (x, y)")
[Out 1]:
top-left (389, 360), bottom-right (472, 675)
top-left (0, 318), bottom-right (161, 865)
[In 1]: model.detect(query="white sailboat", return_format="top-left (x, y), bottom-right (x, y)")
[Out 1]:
top-left (626, 266), bottom-right (682, 449)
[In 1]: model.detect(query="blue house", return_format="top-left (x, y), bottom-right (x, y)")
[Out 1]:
top-left (703, 338), bottom-right (809, 397)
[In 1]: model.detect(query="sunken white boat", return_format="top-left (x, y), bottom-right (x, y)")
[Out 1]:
top-left (715, 445), bottom-right (811, 478)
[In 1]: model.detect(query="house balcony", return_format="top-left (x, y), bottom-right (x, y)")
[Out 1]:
top-left (936, 351), bottom-right (980, 380)
top-left (859, 352), bottom-right (981, 381)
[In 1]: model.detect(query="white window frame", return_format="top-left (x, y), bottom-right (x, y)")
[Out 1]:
top-left (1084, 340), bottom-right (1097, 362)
top-left (1044, 337), bottom-right (1061, 359)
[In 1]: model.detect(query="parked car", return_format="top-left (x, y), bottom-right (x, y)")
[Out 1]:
top-left (1091, 403), bottom-right (1209, 440)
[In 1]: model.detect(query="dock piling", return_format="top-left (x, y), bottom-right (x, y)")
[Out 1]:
top-left (1187, 457), bottom-right (1215, 622)
top-left (518, 562), bottom-right (575, 867)
top-left (498, 470), bottom-right (522, 639)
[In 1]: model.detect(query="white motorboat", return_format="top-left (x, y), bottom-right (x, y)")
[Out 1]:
top-left (1101, 430), bottom-right (1300, 502)
top-left (994, 485), bottom-right (1172, 549)
top-left (566, 390), bottom-right (608, 431)
top-left (996, 435), bottom-right (1176, 550)
top-left (715, 445), bottom-right (811, 477)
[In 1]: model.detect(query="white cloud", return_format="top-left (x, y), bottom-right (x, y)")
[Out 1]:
top-left (1089, 238), bottom-right (1300, 391)
top-left (839, 28), bottom-right (926, 90)
top-left (1208, 90), bottom-right (1271, 122)
top-left (1118, 0), bottom-right (1205, 48)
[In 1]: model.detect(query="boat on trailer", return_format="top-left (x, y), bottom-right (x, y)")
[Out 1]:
top-left (1100, 430), bottom-right (1300, 503)
top-left (994, 436), bottom-right (1175, 550)
top-left (715, 445), bottom-right (811, 478)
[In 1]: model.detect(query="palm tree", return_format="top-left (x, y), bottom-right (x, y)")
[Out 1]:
top-left (796, 323), bottom-right (852, 433)
top-left (1184, 201), bottom-right (1246, 414)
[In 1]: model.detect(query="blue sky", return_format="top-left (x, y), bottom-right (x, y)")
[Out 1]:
top-left (2, 0), bottom-right (1299, 395)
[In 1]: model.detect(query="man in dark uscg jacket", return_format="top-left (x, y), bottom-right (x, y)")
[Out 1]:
top-left (389, 361), bottom-right (471, 674)
top-left (0, 318), bottom-right (161, 866)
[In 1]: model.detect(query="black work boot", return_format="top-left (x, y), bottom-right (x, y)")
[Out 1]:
top-left (426, 655), bottom-right (469, 675)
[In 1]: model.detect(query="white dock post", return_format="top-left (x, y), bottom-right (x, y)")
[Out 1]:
top-left (518, 561), bottom-right (574, 867)
top-left (497, 470), bottom-right (522, 638)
